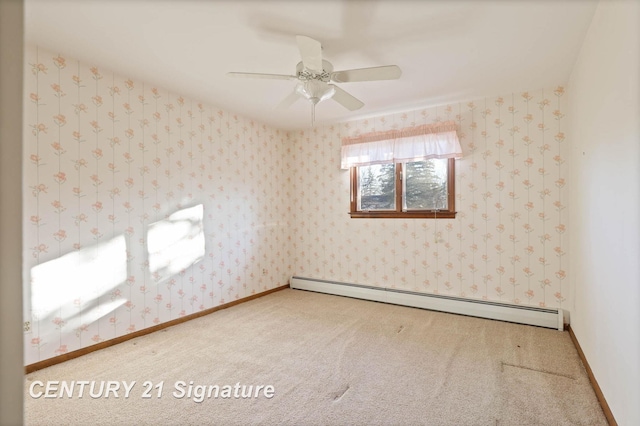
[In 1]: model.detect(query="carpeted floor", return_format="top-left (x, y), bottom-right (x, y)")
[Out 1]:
top-left (24, 288), bottom-right (607, 425)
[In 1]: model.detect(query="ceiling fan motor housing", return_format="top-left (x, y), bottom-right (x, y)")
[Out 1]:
top-left (296, 60), bottom-right (333, 82)
top-left (295, 60), bottom-right (336, 104)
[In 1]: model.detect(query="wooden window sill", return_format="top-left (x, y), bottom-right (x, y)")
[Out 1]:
top-left (349, 211), bottom-right (457, 219)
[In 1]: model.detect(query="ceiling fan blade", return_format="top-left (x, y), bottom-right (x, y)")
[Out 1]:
top-left (331, 65), bottom-right (402, 83)
top-left (227, 72), bottom-right (296, 81)
top-left (296, 35), bottom-right (323, 72)
top-left (330, 84), bottom-right (364, 111)
top-left (276, 90), bottom-right (301, 110)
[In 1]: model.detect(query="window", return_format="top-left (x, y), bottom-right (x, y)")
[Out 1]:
top-left (341, 121), bottom-right (461, 219)
top-left (349, 158), bottom-right (456, 218)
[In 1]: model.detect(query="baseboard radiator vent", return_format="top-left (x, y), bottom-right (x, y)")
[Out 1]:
top-left (290, 276), bottom-right (563, 330)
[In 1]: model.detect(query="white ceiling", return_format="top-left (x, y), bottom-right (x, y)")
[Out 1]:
top-left (25, 0), bottom-right (597, 130)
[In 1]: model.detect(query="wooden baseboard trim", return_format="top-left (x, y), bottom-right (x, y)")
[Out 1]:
top-left (25, 284), bottom-right (290, 374)
top-left (567, 325), bottom-right (617, 426)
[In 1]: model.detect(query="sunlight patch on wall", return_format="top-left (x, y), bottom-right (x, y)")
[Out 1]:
top-left (30, 235), bottom-right (127, 319)
top-left (148, 204), bottom-right (205, 278)
top-left (81, 298), bottom-right (127, 327)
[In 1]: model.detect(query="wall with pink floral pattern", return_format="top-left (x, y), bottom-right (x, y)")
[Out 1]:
top-left (291, 88), bottom-right (569, 310)
top-left (24, 45), bottom-right (570, 365)
top-left (23, 46), bottom-right (293, 364)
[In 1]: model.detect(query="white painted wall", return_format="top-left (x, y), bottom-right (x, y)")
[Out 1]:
top-left (568, 1), bottom-right (640, 424)
top-left (0, 0), bottom-right (25, 424)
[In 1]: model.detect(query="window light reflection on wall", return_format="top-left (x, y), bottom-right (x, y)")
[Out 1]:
top-left (147, 204), bottom-right (205, 278)
top-left (30, 234), bottom-right (128, 324)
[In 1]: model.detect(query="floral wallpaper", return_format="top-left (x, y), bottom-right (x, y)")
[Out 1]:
top-left (23, 44), bottom-right (570, 365)
top-left (23, 46), bottom-right (293, 364)
top-left (291, 88), bottom-right (569, 310)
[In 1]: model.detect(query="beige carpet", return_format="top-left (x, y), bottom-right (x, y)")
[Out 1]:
top-left (24, 289), bottom-right (607, 425)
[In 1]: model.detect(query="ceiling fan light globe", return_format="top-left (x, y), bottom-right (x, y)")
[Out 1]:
top-left (296, 80), bottom-right (335, 103)
top-left (320, 85), bottom-right (336, 102)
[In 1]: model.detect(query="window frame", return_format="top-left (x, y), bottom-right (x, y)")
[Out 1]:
top-left (349, 158), bottom-right (456, 219)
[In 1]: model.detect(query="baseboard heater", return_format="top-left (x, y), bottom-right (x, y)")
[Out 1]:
top-left (290, 276), bottom-right (563, 330)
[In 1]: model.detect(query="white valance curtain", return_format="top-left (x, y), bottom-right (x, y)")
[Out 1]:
top-left (340, 121), bottom-right (462, 169)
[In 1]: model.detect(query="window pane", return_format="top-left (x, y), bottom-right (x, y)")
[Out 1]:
top-left (358, 163), bottom-right (396, 210)
top-left (403, 159), bottom-right (448, 210)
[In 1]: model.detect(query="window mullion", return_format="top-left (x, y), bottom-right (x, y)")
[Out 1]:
top-left (448, 158), bottom-right (455, 213)
top-left (395, 163), bottom-right (403, 213)
top-left (350, 167), bottom-right (357, 213)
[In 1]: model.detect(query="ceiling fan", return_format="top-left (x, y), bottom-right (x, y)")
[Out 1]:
top-left (227, 35), bottom-right (402, 123)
